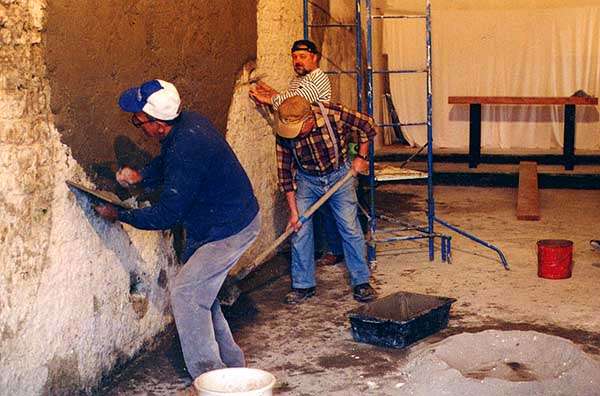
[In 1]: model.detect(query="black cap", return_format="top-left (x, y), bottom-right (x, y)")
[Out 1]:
top-left (291, 39), bottom-right (319, 54)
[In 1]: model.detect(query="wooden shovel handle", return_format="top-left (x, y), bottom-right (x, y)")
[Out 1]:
top-left (233, 170), bottom-right (355, 282)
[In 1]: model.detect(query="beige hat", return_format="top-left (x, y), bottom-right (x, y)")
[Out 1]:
top-left (276, 96), bottom-right (338, 138)
top-left (276, 96), bottom-right (314, 139)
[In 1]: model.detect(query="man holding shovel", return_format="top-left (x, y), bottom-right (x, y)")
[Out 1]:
top-left (250, 39), bottom-right (345, 268)
top-left (275, 95), bottom-right (377, 304)
top-left (94, 79), bottom-right (260, 379)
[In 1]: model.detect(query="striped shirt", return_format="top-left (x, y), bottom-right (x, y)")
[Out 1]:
top-left (276, 102), bottom-right (377, 192)
top-left (271, 68), bottom-right (331, 111)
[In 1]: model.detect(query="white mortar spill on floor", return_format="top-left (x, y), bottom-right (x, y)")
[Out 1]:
top-left (399, 330), bottom-right (600, 396)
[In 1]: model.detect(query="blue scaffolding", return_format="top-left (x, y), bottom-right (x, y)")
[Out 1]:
top-left (303, 0), bottom-right (509, 270)
top-left (303, 0), bottom-right (364, 111)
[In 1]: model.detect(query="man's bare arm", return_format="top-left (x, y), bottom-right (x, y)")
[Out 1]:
top-left (285, 191), bottom-right (301, 232)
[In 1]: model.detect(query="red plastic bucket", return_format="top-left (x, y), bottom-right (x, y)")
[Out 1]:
top-left (537, 239), bottom-right (573, 279)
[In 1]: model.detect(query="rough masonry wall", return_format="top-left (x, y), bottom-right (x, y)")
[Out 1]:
top-left (0, 1), bottom-right (180, 394)
top-left (305, 0), bottom-right (385, 147)
top-left (45, 0), bottom-right (258, 180)
top-left (1, 0), bottom-right (302, 393)
top-left (0, 0), bottom-right (260, 395)
top-left (225, 0), bottom-right (303, 268)
top-left (312, 0), bottom-right (360, 110)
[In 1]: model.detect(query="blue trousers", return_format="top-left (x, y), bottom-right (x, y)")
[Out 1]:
top-left (291, 164), bottom-right (370, 289)
top-left (313, 205), bottom-right (344, 256)
top-left (170, 213), bottom-right (260, 379)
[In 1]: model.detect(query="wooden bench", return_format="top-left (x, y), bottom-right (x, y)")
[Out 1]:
top-left (448, 96), bottom-right (598, 170)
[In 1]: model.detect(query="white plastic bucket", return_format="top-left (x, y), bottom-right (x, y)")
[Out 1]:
top-left (193, 368), bottom-right (276, 396)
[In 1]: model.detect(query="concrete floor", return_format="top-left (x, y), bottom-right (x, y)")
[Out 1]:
top-left (98, 185), bottom-right (600, 395)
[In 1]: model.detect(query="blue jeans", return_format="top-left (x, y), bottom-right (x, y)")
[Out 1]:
top-left (170, 213), bottom-right (261, 379)
top-left (313, 205), bottom-right (344, 256)
top-left (291, 163), bottom-right (370, 289)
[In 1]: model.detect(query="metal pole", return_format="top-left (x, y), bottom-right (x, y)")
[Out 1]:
top-left (303, 0), bottom-right (309, 39)
top-left (355, 0), bottom-right (363, 112)
top-left (435, 218), bottom-right (509, 270)
top-left (425, 0), bottom-right (435, 261)
top-left (365, 0), bottom-right (376, 264)
top-left (365, 1), bottom-right (373, 117)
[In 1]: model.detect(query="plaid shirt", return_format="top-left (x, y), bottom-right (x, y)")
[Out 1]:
top-left (276, 102), bottom-right (376, 192)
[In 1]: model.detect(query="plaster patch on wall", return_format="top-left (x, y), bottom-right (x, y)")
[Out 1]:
top-left (0, 8), bottom-right (56, 390)
top-left (256, 2), bottom-right (303, 91)
top-left (0, 133), bottom-right (180, 395)
top-left (157, 269), bottom-right (168, 289)
top-left (1, 1), bottom-right (180, 391)
top-left (0, 322), bottom-right (17, 342)
top-left (129, 294), bottom-right (150, 320)
top-left (42, 353), bottom-right (82, 396)
top-left (92, 296), bottom-right (101, 315)
top-left (129, 270), bottom-right (150, 319)
top-left (316, 0), bottom-right (360, 109)
top-left (44, 0), bottom-right (258, 179)
top-left (0, 0), bottom-right (302, 394)
top-left (225, 64), bottom-right (287, 271)
top-left (224, 1), bottom-right (303, 272)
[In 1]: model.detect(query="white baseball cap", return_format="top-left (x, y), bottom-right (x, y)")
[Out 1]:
top-left (118, 79), bottom-right (181, 120)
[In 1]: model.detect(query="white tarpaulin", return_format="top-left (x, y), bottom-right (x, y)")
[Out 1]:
top-left (382, 1), bottom-right (600, 150)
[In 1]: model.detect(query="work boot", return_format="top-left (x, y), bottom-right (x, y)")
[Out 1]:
top-left (353, 283), bottom-right (377, 303)
top-left (284, 287), bottom-right (316, 305)
top-left (316, 252), bottom-right (344, 267)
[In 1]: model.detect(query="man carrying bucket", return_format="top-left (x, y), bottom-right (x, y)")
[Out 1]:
top-left (274, 95), bottom-right (378, 304)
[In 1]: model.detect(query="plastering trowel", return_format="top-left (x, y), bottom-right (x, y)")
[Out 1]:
top-left (66, 180), bottom-right (132, 209)
top-left (219, 170), bottom-right (356, 306)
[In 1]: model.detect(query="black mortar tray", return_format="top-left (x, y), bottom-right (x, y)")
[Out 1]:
top-left (348, 291), bottom-right (456, 349)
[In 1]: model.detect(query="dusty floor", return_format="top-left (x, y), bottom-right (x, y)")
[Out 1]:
top-left (98, 184), bottom-right (600, 395)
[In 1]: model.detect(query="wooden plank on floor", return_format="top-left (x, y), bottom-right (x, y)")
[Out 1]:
top-left (517, 161), bottom-right (540, 220)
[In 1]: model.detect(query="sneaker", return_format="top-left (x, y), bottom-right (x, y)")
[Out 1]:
top-left (284, 287), bottom-right (316, 305)
top-left (353, 283), bottom-right (377, 303)
top-left (591, 240), bottom-right (600, 251)
top-left (316, 252), bottom-right (344, 266)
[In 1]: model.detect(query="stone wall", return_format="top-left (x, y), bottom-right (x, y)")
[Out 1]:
top-left (0, 1), bottom-right (181, 394)
top-left (306, 0), bottom-right (385, 147)
top-left (225, 1), bottom-right (303, 270)
top-left (45, 0), bottom-right (258, 178)
top-left (0, 0), bottom-right (297, 394)
top-left (313, 0), bottom-right (361, 110)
